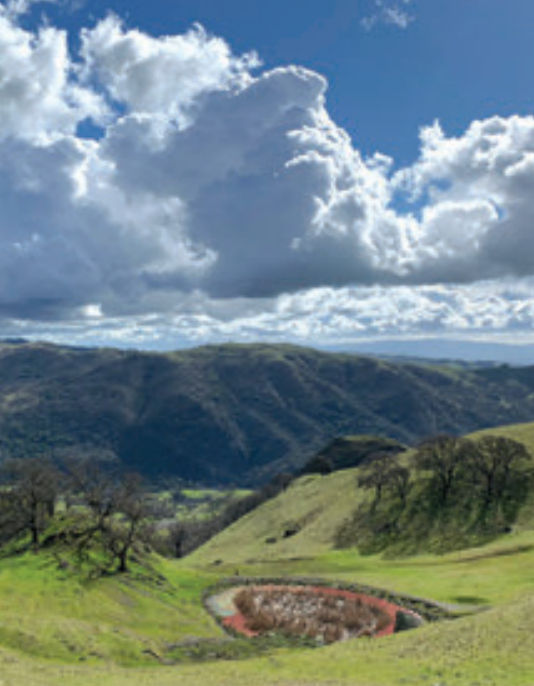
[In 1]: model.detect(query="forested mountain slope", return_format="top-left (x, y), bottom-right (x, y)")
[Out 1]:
top-left (1, 341), bottom-right (534, 484)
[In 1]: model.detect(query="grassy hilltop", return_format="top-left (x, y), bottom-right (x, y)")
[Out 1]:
top-left (1, 421), bottom-right (534, 685)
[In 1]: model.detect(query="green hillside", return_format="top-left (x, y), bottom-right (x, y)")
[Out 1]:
top-left (2, 582), bottom-right (534, 686)
top-left (471, 419), bottom-right (534, 453)
top-left (3, 341), bottom-right (534, 485)
top-left (2, 520), bottom-right (534, 685)
top-left (188, 421), bottom-right (534, 565)
top-left (1, 422), bottom-right (534, 685)
top-left (188, 468), bottom-right (366, 565)
top-left (0, 551), bottom-right (222, 667)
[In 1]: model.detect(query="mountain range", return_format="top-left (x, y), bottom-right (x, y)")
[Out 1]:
top-left (1, 340), bottom-right (534, 485)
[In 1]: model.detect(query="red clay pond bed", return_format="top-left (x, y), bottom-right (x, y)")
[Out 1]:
top-left (206, 582), bottom-right (428, 645)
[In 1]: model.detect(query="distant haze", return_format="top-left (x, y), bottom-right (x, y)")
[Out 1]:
top-left (326, 340), bottom-right (534, 366)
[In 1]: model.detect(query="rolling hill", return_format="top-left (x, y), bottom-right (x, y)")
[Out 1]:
top-left (1, 421), bottom-right (534, 686)
top-left (188, 421), bottom-right (534, 567)
top-left (2, 340), bottom-right (534, 484)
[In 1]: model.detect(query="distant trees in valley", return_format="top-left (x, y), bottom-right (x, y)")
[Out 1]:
top-left (149, 471), bottom-right (294, 559)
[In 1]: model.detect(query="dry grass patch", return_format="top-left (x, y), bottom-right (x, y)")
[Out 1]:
top-left (233, 585), bottom-right (391, 643)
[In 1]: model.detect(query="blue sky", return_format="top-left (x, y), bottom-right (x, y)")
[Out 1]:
top-left (24, 0), bottom-right (534, 164)
top-left (2, 0), bottom-right (534, 360)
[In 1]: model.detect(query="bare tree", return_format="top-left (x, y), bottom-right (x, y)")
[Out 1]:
top-left (61, 458), bottom-right (119, 555)
top-left (0, 490), bottom-right (23, 546)
top-left (0, 458), bottom-right (59, 548)
top-left (103, 473), bottom-right (148, 573)
top-left (166, 520), bottom-right (204, 559)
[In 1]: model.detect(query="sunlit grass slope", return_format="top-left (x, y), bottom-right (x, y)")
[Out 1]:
top-left (2, 542), bottom-right (534, 685)
top-left (189, 420), bottom-right (534, 567)
top-left (2, 421), bottom-right (534, 685)
top-left (471, 419), bottom-right (534, 453)
top-left (0, 551), bottom-right (222, 665)
top-left (188, 469), bottom-right (366, 566)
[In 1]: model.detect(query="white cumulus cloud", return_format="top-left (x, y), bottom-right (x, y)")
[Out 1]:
top-left (1, 6), bottom-right (534, 348)
top-left (0, 7), bottom-right (107, 142)
top-left (80, 15), bottom-right (260, 126)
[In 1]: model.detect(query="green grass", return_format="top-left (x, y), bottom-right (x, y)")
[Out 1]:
top-left (181, 488), bottom-right (252, 500)
top-left (1, 577), bottom-right (534, 685)
top-left (186, 470), bottom-right (366, 566)
top-left (471, 420), bottom-right (534, 454)
top-left (201, 529), bottom-right (534, 607)
top-left (188, 422), bottom-right (534, 565)
top-left (0, 535), bottom-right (533, 685)
top-left (0, 550), bottom-right (223, 665)
top-left (3, 421), bottom-right (534, 684)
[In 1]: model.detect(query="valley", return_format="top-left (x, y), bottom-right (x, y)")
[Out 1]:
top-left (0, 405), bottom-right (533, 685)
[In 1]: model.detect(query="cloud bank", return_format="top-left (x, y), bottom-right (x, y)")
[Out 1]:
top-left (1, 6), bottom-right (533, 346)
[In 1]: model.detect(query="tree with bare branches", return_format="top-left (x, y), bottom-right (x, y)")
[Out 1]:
top-left (102, 473), bottom-right (148, 573)
top-left (0, 458), bottom-right (59, 548)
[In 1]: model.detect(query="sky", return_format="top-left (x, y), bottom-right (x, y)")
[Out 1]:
top-left (2, 0), bottom-right (534, 359)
